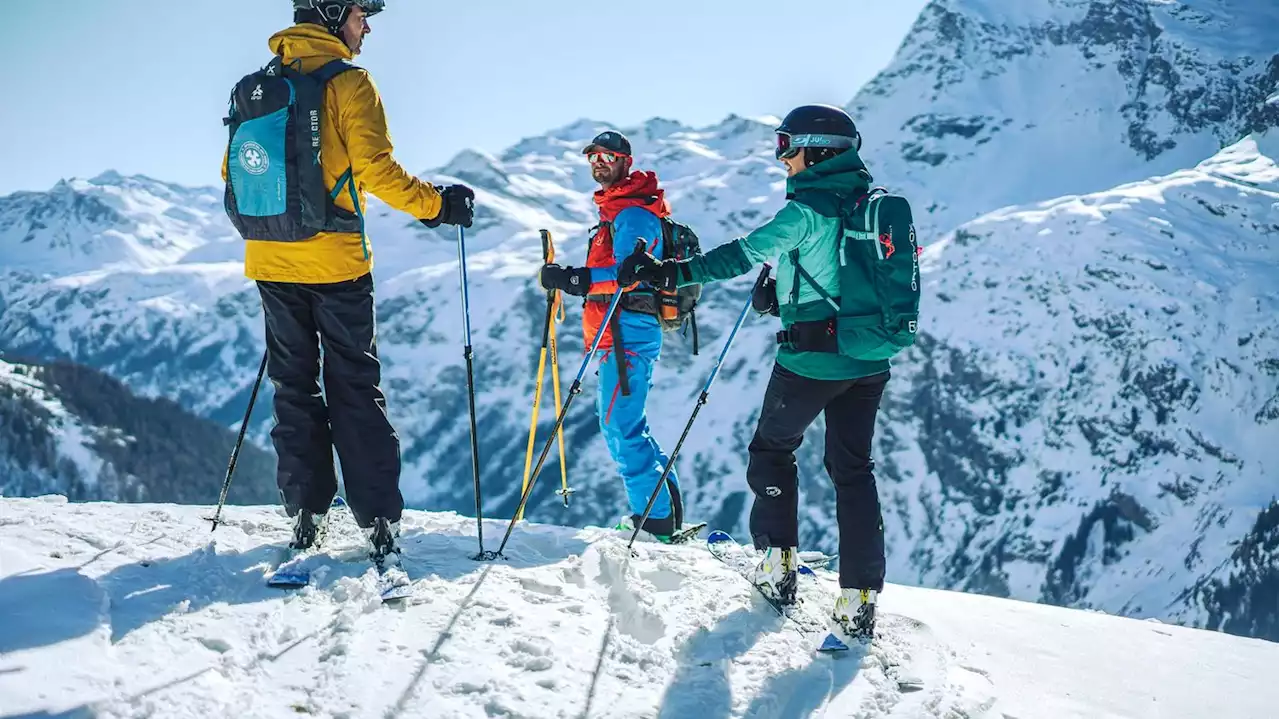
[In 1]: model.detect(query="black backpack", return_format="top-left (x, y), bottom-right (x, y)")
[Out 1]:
top-left (222, 57), bottom-right (364, 248)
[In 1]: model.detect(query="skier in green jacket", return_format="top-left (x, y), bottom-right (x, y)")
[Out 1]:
top-left (619, 104), bottom-right (890, 639)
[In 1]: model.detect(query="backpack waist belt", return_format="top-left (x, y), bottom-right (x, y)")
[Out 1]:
top-left (776, 318), bottom-right (839, 353)
top-left (586, 291), bottom-right (658, 315)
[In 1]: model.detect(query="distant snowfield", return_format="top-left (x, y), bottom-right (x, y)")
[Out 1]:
top-left (1, 497), bottom-right (1274, 719)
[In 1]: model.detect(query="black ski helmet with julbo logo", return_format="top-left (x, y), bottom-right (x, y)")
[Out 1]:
top-left (775, 104), bottom-right (862, 166)
top-left (293, 0), bottom-right (385, 36)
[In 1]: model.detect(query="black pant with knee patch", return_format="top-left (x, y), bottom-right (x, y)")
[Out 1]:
top-left (746, 363), bottom-right (889, 590)
top-left (257, 273), bottom-right (402, 529)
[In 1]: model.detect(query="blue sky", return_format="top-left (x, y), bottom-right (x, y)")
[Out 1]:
top-left (1, 0), bottom-right (928, 195)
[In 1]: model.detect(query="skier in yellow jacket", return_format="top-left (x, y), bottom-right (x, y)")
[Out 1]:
top-left (223, 0), bottom-right (473, 564)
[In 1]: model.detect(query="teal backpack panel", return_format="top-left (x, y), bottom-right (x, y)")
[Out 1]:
top-left (229, 105), bottom-right (290, 217)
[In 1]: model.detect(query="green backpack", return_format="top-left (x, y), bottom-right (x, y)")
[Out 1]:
top-left (793, 187), bottom-right (921, 361)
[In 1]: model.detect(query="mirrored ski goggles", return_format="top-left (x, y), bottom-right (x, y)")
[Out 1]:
top-left (775, 132), bottom-right (856, 160)
top-left (587, 151), bottom-right (627, 165)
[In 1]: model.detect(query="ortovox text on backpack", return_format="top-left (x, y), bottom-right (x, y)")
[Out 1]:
top-left (223, 57), bottom-right (365, 248)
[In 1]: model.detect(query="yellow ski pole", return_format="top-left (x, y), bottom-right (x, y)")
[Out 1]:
top-left (518, 231), bottom-right (559, 521)
top-left (548, 266), bottom-right (572, 508)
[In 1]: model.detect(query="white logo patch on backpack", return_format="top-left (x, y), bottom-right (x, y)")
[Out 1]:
top-left (238, 142), bottom-right (269, 175)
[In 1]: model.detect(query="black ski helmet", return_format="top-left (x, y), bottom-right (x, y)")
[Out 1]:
top-left (293, 0), bottom-right (385, 36)
top-left (775, 104), bottom-right (862, 166)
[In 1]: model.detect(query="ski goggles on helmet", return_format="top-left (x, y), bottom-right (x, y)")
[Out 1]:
top-left (587, 151), bottom-right (627, 165)
top-left (304, 0), bottom-right (384, 22)
top-left (775, 132), bottom-right (856, 160)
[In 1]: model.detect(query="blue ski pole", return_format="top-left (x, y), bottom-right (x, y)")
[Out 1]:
top-left (457, 225), bottom-right (489, 560)
top-left (493, 255), bottom-right (633, 559)
top-left (627, 263), bottom-right (772, 550)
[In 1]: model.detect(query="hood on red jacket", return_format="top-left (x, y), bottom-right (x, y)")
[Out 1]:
top-left (594, 171), bottom-right (670, 222)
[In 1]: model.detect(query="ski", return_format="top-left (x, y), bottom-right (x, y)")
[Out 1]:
top-left (666, 521), bottom-right (709, 545)
top-left (705, 530), bottom-right (832, 639)
top-left (265, 497), bottom-right (345, 589)
top-left (376, 567), bottom-right (414, 603)
top-left (798, 550), bottom-right (838, 570)
top-left (265, 549), bottom-right (313, 588)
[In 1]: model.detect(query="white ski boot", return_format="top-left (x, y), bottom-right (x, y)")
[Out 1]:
top-left (751, 546), bottom-right (799, 606)
top-left (833, 588), bottom-right (877, 641)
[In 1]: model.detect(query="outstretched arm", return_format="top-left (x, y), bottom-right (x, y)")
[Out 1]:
top-left (339, 71), bottom-right (443, 221)
top-left (619, 201), bottom-right (813, 289)
top-left (683, 201), bottom-right (813, 285)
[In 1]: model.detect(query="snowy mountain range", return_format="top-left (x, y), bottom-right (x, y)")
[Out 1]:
top-left (1, 0), bottom-right (1276, 642)
top-left (0, 357), bottom-right (276, 504)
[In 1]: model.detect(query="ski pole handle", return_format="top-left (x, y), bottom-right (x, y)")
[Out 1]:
top-left (541, 229), bottom-right (554, 265)
top-left (619, 238), bottom-right (648, 292)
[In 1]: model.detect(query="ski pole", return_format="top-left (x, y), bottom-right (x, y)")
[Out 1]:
top-left (518, 230), bottom-right (570, 519)
top-left (627, 263), bottom-right (772, 551)
top-left (210, 350), bottom-right (268, 532)
top-left (544, 233), bottom-right (572, 508)
top-left (457, 224), bottom-right (488, 560)
top-left (493, 251), bottom-right (636, 558)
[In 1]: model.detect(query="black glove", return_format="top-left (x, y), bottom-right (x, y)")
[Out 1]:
top-left (618, 247), bottom-right (681, 291)
top-left (752, 276), bottom-right (779, 317)
top-left (420, 184), bottom-right (475, 228)
top-left (539, 263), bottom-right (591, 297)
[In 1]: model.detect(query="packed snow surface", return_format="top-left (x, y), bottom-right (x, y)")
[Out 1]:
top-left (1, 497), bottom-right (1274, 719)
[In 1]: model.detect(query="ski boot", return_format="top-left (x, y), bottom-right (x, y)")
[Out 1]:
top-left (614, 514), bottom-right (675, 544)
top-left (365, 517), bottom-right (402, 570)
top-left (833, 588), bottom-right (877, 641)
top-left (289, 509), bottom-right (328, 551)
top-left (751, 546), bottom-right (799, 606)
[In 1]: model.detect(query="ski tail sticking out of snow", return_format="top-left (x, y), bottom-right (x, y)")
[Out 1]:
top-left (265, 560), bottom-right (311, 589)
top-left (376, 563), bottom-right (414, 603)
top-left (666, 522), bottom-right (708, 545)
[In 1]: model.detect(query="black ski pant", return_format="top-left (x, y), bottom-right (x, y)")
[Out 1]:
top-left (257, 273), bottom-right (402, 529)
top-left (746, 363), bottom-right (889, 590)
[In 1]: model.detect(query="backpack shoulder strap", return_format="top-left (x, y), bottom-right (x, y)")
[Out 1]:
top-left (843, 191), bottom-right (887, 240)
top-left (789, 249), bottom-right (840, 310)
top-left (262, 56), bottom-right (285, 77)
top-left (309, 59), bottom-right (360, 84)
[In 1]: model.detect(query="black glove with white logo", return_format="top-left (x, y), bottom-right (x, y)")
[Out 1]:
top-left (421, 184), bottom-right (475, 228)
top-left (617, 246), bottom-right (685, 292)
top-left (540, 263), bottom-right (591, 297)
top-left (752, 275), bottom-right (780, 317)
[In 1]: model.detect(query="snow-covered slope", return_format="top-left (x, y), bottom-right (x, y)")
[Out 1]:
top-left (1, 497), bottom-right (1275, 719)
top-left (0, 0), bottom-right (1275, 643)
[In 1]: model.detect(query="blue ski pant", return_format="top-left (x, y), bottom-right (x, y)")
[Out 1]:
top-left (596, 350), bottom-right (682, 532)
